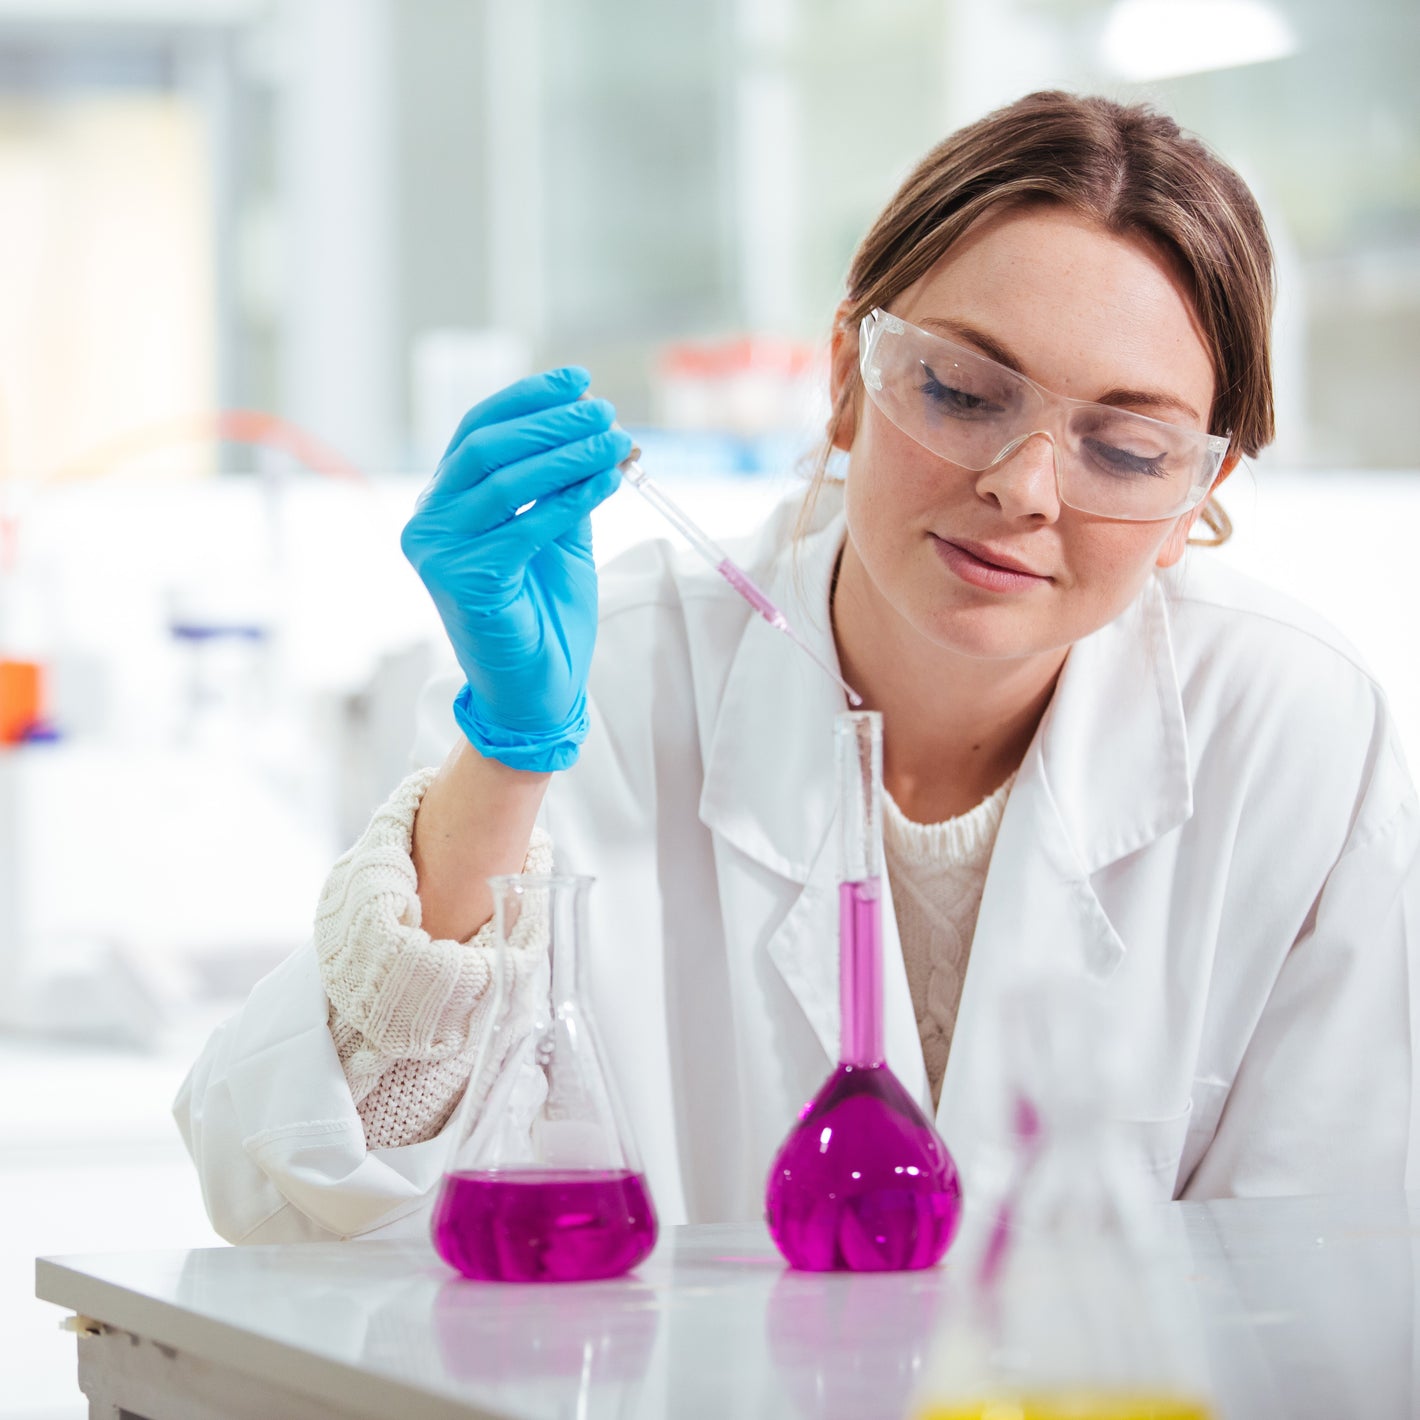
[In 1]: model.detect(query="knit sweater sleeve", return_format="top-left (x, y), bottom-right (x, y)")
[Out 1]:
top-left (314, 766), bottom-right (554, 1150)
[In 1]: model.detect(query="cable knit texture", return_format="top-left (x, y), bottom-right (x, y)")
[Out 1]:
top-left (316, 766), bottom-right (553, 1149)
top-left (883, 775), bottom-right (1014, 1109)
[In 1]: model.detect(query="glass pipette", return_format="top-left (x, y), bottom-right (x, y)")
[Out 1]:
top-left (616, 449), bottom-right (861, 706)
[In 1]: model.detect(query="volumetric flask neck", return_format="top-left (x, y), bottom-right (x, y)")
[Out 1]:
top-left (840, 878), bottom-right (884, 1066)
top-left (432, 874), bottom-right (658, 1282)
top-left (839, 711), bottom-right (884, 1066)
top-left (765, 711), bottom-right (964, 1272)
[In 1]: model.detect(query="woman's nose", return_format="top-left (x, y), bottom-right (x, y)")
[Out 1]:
top-left (973, 431), bottom-right (1061, 521)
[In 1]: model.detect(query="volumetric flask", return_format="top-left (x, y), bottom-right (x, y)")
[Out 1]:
top-left (765, 710), bottom-right (964, 1271)
top-left (431, 874), bottom-right (658, 1282)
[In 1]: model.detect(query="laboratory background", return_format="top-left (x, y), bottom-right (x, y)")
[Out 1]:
top-left (2, 0), bottom-right (1417, 1414)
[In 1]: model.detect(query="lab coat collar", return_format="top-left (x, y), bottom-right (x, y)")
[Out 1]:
top-left (695, 484), bottom-right (1192, 886)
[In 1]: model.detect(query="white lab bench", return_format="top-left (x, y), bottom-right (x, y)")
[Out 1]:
top-left (34, 1193), bottom-right (1420, 1419)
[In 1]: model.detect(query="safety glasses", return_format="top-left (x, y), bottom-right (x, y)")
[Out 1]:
top-left (858, 309), bottom-right (1231, 521)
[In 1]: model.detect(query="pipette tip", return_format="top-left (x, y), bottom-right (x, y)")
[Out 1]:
top-left (785, 625), bottom-right (863, 706)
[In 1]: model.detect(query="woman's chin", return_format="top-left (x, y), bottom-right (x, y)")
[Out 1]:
top-left (906, 602), bottom-right (1063, 666)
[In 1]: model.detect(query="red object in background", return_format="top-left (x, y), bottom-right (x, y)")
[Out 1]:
top-left (0, 659), bottom-right (44, 744)
top-left (657, 334), bottom-right (816, 381)
top-left (654, 334), bottom-right (823, 435)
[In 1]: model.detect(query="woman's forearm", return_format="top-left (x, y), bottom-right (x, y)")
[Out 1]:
top-left (411, 737), bottom-right (552, 941)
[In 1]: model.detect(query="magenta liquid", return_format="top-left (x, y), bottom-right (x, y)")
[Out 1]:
top-left (432, 1169), bottom-right (658, 1282)
top-left (765, 879), bottom-right (963, 1271)
top-left (838, 879), bottom-right (883, 1065)
top-left (765, 1062), bottom-right (962, 1271)
top-left (716, 556), bottom-right (786, 628)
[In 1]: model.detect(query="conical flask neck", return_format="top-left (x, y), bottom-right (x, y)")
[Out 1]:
top-left (477, 873), bottom-right (644, 1175)
top-left (493, 872), bottom-right (588, 1011)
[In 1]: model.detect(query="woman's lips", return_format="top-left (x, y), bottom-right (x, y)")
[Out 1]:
top-left (931, 535), bottom-right (1050, 592)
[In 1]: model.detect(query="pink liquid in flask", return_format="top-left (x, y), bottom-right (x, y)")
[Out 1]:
top-left (765, 871), bottom-right (963, 1271)
top-left (433, 1169), bottom-right (658, 1283)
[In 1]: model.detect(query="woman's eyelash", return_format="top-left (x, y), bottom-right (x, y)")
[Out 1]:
top-left (1084, 439), bottom-right (1170, 477)
top-left (919, 368), bottom-right (996, 413)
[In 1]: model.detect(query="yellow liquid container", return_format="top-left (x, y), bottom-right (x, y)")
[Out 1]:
top-left (916, 1393), bottom-right (1212, 1420)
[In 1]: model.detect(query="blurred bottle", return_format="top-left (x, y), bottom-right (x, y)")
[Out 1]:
top-left (0, 659), bottom-right (45, 745)
top-left (165, 575), bottom-right (273, 750)
top-left (0, 516), bottom-right (57, 744)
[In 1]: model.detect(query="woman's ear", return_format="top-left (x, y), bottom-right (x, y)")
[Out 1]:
top-left (1155, 449), bottom-right (1242, 568)
top-left (828, 301), bottom-right (859, 452)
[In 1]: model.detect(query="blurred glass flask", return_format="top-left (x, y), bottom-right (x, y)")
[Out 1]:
top-left (432, 874), bottom-right (658, 1282)
top-left (910, 979), bottom-right (1215, 1419)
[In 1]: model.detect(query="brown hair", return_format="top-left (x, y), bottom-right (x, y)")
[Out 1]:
top-left (804, 90), bottom-right (1276, 545)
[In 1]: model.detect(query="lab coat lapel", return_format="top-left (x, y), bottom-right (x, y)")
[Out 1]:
top-left (1034, 571), bottom-right (1193, 875)
top-left (695, 511), bottom-right (843, 886)
top-left (936, 574), bottom-right (1193, 1162)
top-left (694, 496), bottom-right (929, 1100)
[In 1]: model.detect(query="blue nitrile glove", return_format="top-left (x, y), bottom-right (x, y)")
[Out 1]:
top-left (400, 367), bottom-right (632, 772)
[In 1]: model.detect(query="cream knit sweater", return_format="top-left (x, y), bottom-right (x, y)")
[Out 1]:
top-left (316, 767), bottom-right (554, 1149)
top-left (319, 769), bottom-right (1010, 1149)
top-left (882, 776), bottom-right (1014, 1109)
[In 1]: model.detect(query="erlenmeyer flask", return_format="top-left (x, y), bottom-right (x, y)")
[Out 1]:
top-left (765, 710), bottom-right (964, 1271)
top-left (431, 874), bottom-right (658, 1282)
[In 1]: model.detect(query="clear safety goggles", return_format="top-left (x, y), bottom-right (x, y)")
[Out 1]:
top-left (858, 309), bottom-right (1231, 521)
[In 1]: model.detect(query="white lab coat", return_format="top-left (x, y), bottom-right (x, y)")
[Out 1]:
top-left (176, 483), bottom-right (1420, 1244)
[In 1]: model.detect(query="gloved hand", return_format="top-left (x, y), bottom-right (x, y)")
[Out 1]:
top-left (401, 367), bottom-right (632, 772)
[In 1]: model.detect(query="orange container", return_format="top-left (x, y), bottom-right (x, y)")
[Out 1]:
top-left (0, 659), bottom-right (44, 744)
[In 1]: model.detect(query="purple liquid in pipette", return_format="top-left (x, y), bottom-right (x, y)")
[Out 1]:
top-left (717, 557), bottom-right (791, 630)
top-left (716, 558), bottom-right (863, 706)
top-left (765, 880), bottom-right (963, 1272)
top-left (433, 1169), bottom-right (657, 1282)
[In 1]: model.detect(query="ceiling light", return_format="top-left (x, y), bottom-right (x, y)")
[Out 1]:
top-left (1100, 0), bottom-right (1298, 83)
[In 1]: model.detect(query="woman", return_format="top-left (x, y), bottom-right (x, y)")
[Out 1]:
top-left (178, 91), bottom-right (1418, 1244)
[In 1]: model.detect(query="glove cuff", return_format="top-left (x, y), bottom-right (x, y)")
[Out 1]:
top-left (452, 684), bottom-right (589, 774)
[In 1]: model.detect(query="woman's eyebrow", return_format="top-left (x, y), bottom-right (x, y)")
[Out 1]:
top-left (919, 316), bottom-right (1023, 372)
top-left (1093, 386), bottom-right (1204, 423)
top-left (917, 315), bottom-right (1203, 424)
